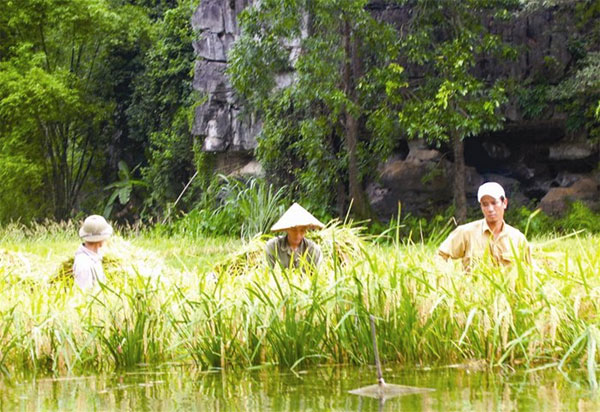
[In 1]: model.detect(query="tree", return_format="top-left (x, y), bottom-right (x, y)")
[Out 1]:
top-left (228, 0), bottom-right (401, 219)
top-left (0, 0), bottom-right (151, 220)
top-left (548, 1), bottom-right (600, 141)
top-left (392, 0), bottom-right (518, 223)
top-left (126, 0), bottom-right (199, 216)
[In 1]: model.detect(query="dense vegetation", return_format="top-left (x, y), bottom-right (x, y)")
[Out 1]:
top-left (228, 0), bottom-right (600, 222)
top-left (0, 0), bottom-right (198, 222)
top-left (1, 216), bottom-right (600, 389)
top-left (1, 0), bottom-right (599, 226)
top-left (2, 3), bottom-right (600, 404)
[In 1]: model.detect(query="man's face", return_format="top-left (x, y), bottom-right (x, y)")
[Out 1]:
top-left (286, 227), bottom-right (306, 245)
top-left (480, 195), bottom-right (507, 225)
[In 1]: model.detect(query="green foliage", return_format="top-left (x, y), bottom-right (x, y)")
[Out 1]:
top-left (0, 0), bottom-right (197, 223)
top-left (0, 0), bottom-right (152, 221)
top-left (550, 51), bottom-right (600, 139)
top-left (394, 0), bottom-right (517, 144)
top-left (506, 202), bottom-right (600, 237)
top-left (127, 0), bottom-right (199, 216)
top-left (103, 161), bottom-right (149, 218)
top-left (517, 85), bottom-right (550, 119)
top-left (556, 201), bottom-right (600, 233)
top-left (159, 176), bottom-right (289, 238)
top-left (228, 0), bottom-right (402, 216)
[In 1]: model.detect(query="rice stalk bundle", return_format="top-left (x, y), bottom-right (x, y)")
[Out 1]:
top-left (312, 220), bottom-right (369, 267)
top-left (213, 235), bottom-right (268, 276)
top-left (213, 221), bottom-right (369, 276)
top-left (50, 237), bottom-right (167, 286)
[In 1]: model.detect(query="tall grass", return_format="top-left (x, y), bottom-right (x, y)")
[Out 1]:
top-left (0, 220), bottom-right (599, 389)
top-left (157, 176), bottom-right (287, 239)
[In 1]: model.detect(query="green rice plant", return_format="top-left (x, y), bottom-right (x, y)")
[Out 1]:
top-left (170, 283), bottom-right (236, 369)
top-left (246, 265), bottom-right (330, 369)
top-left (0, 218), bottom-right (600, 386)
top-left (0, 307), bottom-right (19, 377)
top-left (87, 274), bottom-right (173, 369)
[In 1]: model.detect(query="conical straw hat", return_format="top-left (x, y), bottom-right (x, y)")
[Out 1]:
top-left (270, 203), bottom-right (324, 232)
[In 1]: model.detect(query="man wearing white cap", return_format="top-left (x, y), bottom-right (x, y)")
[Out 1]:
top-left (437, 182), bottom-right (530, 269)
top-left (73, 215), bottom-right (113, 290)
top-left (266, 203), bottom-right (324, 270)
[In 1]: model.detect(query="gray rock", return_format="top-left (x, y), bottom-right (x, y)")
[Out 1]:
top-left (554, 171), bottom-right (581, 187)
top-left (192, 0), bottom-right (259, 153)
top-left (406, 148), bottom-right (442, 163)
top-left (193, 32), bottom-right (235, 61)
top-left (548, 141), bottom-right (597, 160)
top-left (539, 175), bottom-right (600, 215)
top-left (230, 160), bottom-right (264, 177)
top-left (366, 182), bottom-right (390, 206)
top-left (369, 154), bottom-right (456, 217)
top-left (192, 61), bottom-right (227, 95)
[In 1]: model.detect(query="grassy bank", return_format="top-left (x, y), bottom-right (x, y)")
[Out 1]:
top-left (0, 221), bottom-right (598, 387)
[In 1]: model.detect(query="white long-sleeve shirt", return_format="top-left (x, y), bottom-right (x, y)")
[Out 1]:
top-left (73, 244), bottom-right (106, 290)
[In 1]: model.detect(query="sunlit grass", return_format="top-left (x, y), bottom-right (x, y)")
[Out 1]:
top-left (0, 220), bottom-right (599, 389)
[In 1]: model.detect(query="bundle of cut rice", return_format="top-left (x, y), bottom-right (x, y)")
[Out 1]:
top-left (51, 255), bottom-right (123, 286)
top-left (213, 220), bottom-right (369, 275)
top-left (310, 219), bottom-right (368, 266)
top-left (213, 235), bottom-right (268, 276)
top-left (50, 237), bottom-right (168, 285)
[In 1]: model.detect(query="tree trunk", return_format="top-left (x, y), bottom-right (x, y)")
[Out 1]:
top-left (452, 130), bottom-right (467, 223)
top-left (342, 18), bottom-right (371, 219)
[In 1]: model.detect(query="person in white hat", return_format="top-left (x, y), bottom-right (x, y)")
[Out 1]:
top-left (265, 203), bottom-right (324, 270)
top-left (437, 182), bottom-right (530, 269)
top-left (73, 215), bottom-right (113, 290)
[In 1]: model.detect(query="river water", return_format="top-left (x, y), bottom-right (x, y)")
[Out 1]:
top-left (1, 365), bottom-right (599, 411)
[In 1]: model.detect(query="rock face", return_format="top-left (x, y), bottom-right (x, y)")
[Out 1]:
top-left (191, 0), bottom-right (259, 153)
top-left (539, 175), bottom-right (600, 215)
top-left (191, 2), bottom-right (600, 216)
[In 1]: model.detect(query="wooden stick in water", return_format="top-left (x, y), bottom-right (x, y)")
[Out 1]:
top-left (369, 315), bottom-right (385, 387)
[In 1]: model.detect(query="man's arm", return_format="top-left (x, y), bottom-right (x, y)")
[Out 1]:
top-left (437, 226), bottom-right (466, 261)
top-left (265, 238), bottom-right (277, 268)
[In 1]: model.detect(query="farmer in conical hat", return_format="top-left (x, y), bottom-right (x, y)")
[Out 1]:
top-left (265, 203), bottom-right (324, 270)
top-left (73, 215), bottom-right (113, 290)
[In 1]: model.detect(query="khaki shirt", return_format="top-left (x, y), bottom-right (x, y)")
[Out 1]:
top-left (437, 219), bottom-right (530, 269)
top-left (265, 235), bottom-right (322, 270)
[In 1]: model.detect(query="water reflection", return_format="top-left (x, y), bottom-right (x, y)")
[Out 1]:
top-left (0, 365), bottom-right (599, 411)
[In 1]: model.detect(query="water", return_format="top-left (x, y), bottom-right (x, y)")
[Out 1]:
top-left (1, 365), bottom-right (599, 411)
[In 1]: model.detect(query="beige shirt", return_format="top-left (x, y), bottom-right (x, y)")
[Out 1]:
top-left (437, 218), bottom-right (530, 269)
top-left (265, 235), bottom-right (322, 270)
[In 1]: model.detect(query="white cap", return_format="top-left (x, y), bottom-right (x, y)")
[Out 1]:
top-left (477, 182), bottom-right (506, 202)
top-left (79, 215), bottom-right (113, 242)
top-left (270, 203), bottom-right (325, 232)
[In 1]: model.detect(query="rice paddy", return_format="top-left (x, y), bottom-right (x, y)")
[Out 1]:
top-left (0, 219), bottom-right (599, 391)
